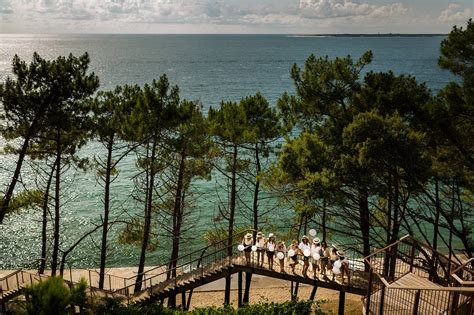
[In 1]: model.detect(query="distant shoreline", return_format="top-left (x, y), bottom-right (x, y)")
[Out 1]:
top-left (291, 33), bottom-right (447, 37)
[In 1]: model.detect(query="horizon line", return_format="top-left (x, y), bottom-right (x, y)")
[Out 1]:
top-left (0, 32), bottom-right (449, 36)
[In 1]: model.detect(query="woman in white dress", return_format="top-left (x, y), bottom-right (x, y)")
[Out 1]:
top-left (256, 231), bottom-right (265, 267)
top-left (242, 233), bottom-right (253, 265)
top-left (265, 233), bottom-right (276, 270)
top-left (311, 238), bottom-right (321, 278)
top-left (276, 240), bottom-right (286, 273)
top-left (298, 235), bottom-right (311, 277)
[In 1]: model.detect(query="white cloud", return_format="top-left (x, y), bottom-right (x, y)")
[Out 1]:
top-left (438, 4), bottom-right (472, 23)
top-left (299, 0), bottom-right (407, 19)
top-left (0, 0), bottom-right (469, 34)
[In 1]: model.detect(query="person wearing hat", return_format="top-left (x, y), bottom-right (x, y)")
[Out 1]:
top-left (256, 232), bottom-right (265, 267)
top-left (288, 239), bottom-right (299, 274)
top-left (329, 244), bottom-right (338, 271)
top-left (319, 241), bottom-right (329, 277)
top-left (276, 240), bottom-right (286, 273)
top-left (298, 235), bottom-right (311, 277)
top-left (265, 233), bottom-right (276, 271)
top-left (337, 250), bottom-right (350, 284)
top-left (242, 233), bottom-right (253, 265)
top-left (311, 238), bottom-right (321, 278)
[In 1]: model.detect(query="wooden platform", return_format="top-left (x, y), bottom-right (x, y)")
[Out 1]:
top-left (367, 273), bottom-right (451, 315)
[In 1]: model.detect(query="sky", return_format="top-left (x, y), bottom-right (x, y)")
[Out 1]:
top-left (0, 0), bottom-right (472, 34)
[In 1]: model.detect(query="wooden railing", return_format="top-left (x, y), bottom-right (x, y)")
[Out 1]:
top-left (364, 235), bottom-right (474, 315)
top-left (111, 229), bottom-right (255, 297)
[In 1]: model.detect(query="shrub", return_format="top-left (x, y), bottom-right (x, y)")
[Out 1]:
top-left (18, 276), bottom-right (88, 315)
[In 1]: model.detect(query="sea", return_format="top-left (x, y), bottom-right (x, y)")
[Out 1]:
top-left (0, 34), bottom-right (453, 269)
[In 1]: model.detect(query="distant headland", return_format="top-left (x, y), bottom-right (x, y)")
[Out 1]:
top-left (294, 33), bottom-right (447, 37)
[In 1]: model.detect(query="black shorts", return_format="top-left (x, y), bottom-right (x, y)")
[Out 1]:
top-left (290, 256), bottom-right (298, 262)
top-left (244, 246), bottom-right (252, 253)
top-left (266, 251), bottom-right (274, 258)
top-left (321, 257), bottom-right (328, 266)
top-left (257, 248), bottom-right (265, 253)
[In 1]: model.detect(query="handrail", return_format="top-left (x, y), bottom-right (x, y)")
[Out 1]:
top-left (450, 258), bottom-right (474, 286)
top-left (450, 258), bottom-right (474, 276)
top-left (373, 273), bottom-right (474, 292)
top-left (0, 269), bottom-right (23, 282)
top-left (127, 228), bottom-right (255, 281)
top-left (113, 229), bottom-right (254, 294)
top-left (117, 238), bottom-right (239, 295)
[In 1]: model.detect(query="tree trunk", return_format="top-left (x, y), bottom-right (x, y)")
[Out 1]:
top-left (358, 187), bottom-right (371, 272)
top-left (99, 138), bottom-right (114, 289)
top-left (135, 140), bottom-right (157, 292)
top-left (169, 148), bottom-right (186, 279)
top-left (322, 198), bottom-right (327, 242)
top-left (383, 175), bottom-right (393, 277)
top-left (227, 144), bottom-right (238, 256)
top-left (0, 133), bottom-right (33, 223)
top-left (39, 160), bottom-right (57, 274)
top-left (432, 178), bottom-right (441, 251)
top-left (51, 130), bottom-right (61, 276)
top-left (252, 143), bottom-right (261, 236)
top-left (389, 173), bottom-right (400, 280)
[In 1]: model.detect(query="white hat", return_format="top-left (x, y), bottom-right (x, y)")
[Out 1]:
top-left (337, 250), bottom-right (345, 257)
top-left (313, 238), bottom-right (321, 244)
top-left (257, 231), bottom-right (264, 237)
top-left (268, 233), bottom-right (274, 238)
top-left (245, 233), bottom-right (252, 239)
top-left (302, 235), bottom-right (309, 240)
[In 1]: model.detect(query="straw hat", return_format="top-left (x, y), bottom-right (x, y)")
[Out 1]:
top-left (337, 250), bottom-right (345, 257)
top-left (312, 238), bottom-right (321, 244)
top-left (268, 233), bottom-right (274, 238)
top-left (302, 235), bottom-right (309, 241)
top-left (331, 243), bottom-right (338, 249)
top-left (257, 231), bottom-right (263, 238)
top-left (245, 233), bottom-right (252, 239)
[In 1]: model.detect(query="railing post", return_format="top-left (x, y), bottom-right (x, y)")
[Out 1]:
top-left (410, 244), bottom-right (416, 273)
top-left (338, 287), bottom-right (346, 315)
top-left (15, 273), bottom-right (19, 290)
top-left (412, 290), bottom-right (420, 315)
top-left (366, 269), bottom-right (373, 315)
top-left (88, 271), bottom-right (93, 299)
top-left (238, 271), bottom-right (243, 308)
top-left (450, 291), bottom-right (459, 314)
top-left (379, 286), bottom-right (386, 315)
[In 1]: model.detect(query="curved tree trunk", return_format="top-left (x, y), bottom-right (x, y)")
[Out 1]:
top-left (135, 141), bottom-right (157, 292)
top-left (252, 143), bottom-right (261, 238)
top-left (99, 138), bottom-right (114, 289)
top-left (227, 144), bottom-right (238, 256)
top-left (169, 148), bottom-right (186, 279)
top-left (39, 160), bottom-right (57, 274)
top-left (0, 133), bottom-right (33, 224)
top-left (51, 130), bottom-right (61, 276)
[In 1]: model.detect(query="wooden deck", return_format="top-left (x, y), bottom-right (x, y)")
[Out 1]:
top-left (367, 273), bottom-right (454, 315)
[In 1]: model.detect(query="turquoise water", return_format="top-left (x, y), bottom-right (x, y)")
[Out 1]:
top-left (0, 35), bottom-right (453, 269)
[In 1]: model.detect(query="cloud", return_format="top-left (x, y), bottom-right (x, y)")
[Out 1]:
top-left (438, 4), bottom-right (472, 23)
top-left (299, 0), bottom-right (407, 19)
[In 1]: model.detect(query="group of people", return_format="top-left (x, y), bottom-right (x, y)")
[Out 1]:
top-left (241, 232), bottom-right (350, 283)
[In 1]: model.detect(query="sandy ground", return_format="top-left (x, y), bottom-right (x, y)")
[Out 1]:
top-left (189, 274), bottom-right (363, 314)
